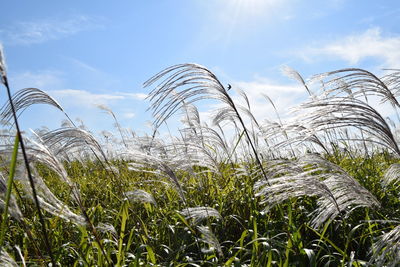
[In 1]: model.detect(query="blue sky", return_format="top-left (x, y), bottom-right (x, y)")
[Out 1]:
top-left (1, 0), bottom-right (400, 135)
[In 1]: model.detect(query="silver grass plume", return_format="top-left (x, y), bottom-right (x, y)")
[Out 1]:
top-left (255, 154), bottom-right (379, 228)
top-left (181, 102), bottom-right (201, 137)
top-left (97, 104), bottom-right (128, 148)
top-left (270, 124), bottom-right (331, 156)
top-left (0, 44), bottom-right (56, 264)
top-left (211, 88), bottom-right (259, 133)
top-left (281, 65), bottom-right (312, 96)
top-left (75, 117), bottom-right (88, 130)
top-left (259, 120), bottom-right (290, 156)
top-left (197, 225), bottom-right (223, 257)
top-left (40, 127), bottom-right (107, 161)
top-left (0, 249), bottom-right (18, 267)
top-left (27, 133), bottom-right (70, 181)
top-left (0, 44), bottom-right (6, 85)
top-left (145, 64), bottom-right (269, 182)
top-left (105, 164), bottom-right (119, 175)
top-left (144, 63), bottom-right (232, 129)
top-left (382, 69), bottom-right (400, 97)
top-left (200, 126), bottom-right (234, 162)
top-left (125, 189), bottom-right (157, 206)
top-left (0, 88), bottom-right (64, 125)
top-left (180, 207), bottom-right (222, 225)
top-left (311, 68), bottom-right (399, 107)
top-left (1, 135), bottom-right (84, 224)
top-left (254, 158), bottom-right (337, 211)
top-left (305, 155), bottom-right (380, 228)
top-left (178, 124), bottom-right (236, 173)
top-left (382, 163), bottom-right (400, 188)
top-left (371, 225), bottom-right (400, 267)
top-left (124, 133), bottom-right (217, 186)
top-left (123, 151), bottom-right (187, 201)
top-left (14, 246), bottom-right (25, 267)
top-left (24, 133), bottom-right (82, 205)
top-left (61, 119), bottom-right (74, 128)
top-left (297, 96), bottom-right (400, 156)
top-left (16, 168), bottom-right (85, 225)
top-left (96, 223), bottom-right (117, 238)
top-left (0, 173), bottom-right (22, 220)
top-left (212, 89), bottom-right (265, 157)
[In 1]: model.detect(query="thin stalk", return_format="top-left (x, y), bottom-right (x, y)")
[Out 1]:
top-left (64, 112), bottom-right (125, 196)
top-left (224, 91), bottom-right (270, 185)
top-left (66, 157), bottom-right (112, 265)
top-left (2, 76), bottom-right (56, 266)
top-left (0, 133), bottom-right (19, 247)
top-left (4, 183), bottom-right (44, 260)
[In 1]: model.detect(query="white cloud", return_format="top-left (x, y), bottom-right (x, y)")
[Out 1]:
top-left (123, 112), bottom-right (135, 119)
top-left (46, 89), bottom-right (148, 109)
top-left (120, 92), bottom-right (148, 100)
top-left (67, 57), bottom-right (100, 73)
top-left (196, 78), bottom-right (307, 126)
top-left (233, 79), bottom-right (307, 121)
top-left (10, 70), bottom-right (64, 89)
top-left (46, 89), bottom-right (124, 108)
top-left (301, 28), bottom-right (400, 68)
top-left (0, 15), bottom-right (102, 45)
top-left (9, 68), bottom-right (147, 105)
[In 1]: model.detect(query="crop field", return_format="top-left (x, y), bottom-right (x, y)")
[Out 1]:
top-left (1, 50), bottom-right (400, 266)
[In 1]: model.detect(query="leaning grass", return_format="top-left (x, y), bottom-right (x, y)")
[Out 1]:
top-left (0, 133), bottom-right (19, 247)
top-left (0, 151), bottom-right (398, 265)
top-left (1, 49), bottom-right (400, 265)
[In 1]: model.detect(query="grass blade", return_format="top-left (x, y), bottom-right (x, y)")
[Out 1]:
top-left (0, 134), bottom-right (19, 247)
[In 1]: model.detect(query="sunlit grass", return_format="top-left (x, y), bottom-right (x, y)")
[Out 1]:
top-left (0, 46), bottom-right (400, 265)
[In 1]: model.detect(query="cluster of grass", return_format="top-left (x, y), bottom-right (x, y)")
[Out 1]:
top-left (3, 152), bottom-right (400, 266)
top-left (1, 49), bottom-right (400, 266)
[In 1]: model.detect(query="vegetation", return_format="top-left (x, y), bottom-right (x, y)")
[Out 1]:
top-left (0, 47), bottom-right (400, 266)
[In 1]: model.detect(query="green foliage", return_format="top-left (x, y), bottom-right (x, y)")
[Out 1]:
top-left (1, 58), bottom-right (400, 265)
top-left (0, 151), bottom-right (397, 266)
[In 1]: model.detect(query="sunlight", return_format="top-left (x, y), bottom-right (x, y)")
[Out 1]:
top-left (224, 0), bottom-right (284, 17)
top-left (214, 0), bottom-right (286, 47)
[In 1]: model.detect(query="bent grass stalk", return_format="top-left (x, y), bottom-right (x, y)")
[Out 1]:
top-left (2, 75), bottom-right (56, 265)
top-left (0, 133), bottom-right (19, 248)
top-left (1, 49), bottom-right (400, 265)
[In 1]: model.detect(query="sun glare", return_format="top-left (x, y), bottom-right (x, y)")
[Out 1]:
top-left (226, 0), bottom-right (283, 17)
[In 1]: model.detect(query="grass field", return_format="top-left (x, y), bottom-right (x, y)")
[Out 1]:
top-left (1, 50), bottom-right (400, 266)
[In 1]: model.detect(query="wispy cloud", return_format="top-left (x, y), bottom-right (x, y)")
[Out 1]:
top-left (67, 57), bottom-right (100, 73)
top-left (197, 77), bottom-right (307, 126)
top-left (47, 89), bottom-right (123, 107)
top-left (120, 92), bottom-right (148, 100)
top-left (122, 112), bottom-right (136, 119)
top-left (9, 70), bottom-right (64, 89)
top-left (46, 89), bottom-right (147, 109)
top-left (300, 28), bottom-right (400, 68)
top-left (233, 78), bottom-right (307, 121)
top-left (0, 15), bottom-right (103, 45)
top-left (8, 69), bottom-right (146, 124)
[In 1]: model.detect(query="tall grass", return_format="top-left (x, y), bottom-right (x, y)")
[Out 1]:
top-left (0, 46), bottom-right (400, 265)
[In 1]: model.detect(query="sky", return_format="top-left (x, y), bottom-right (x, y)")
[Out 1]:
top-left (1, 0), bottom-right (400, 136)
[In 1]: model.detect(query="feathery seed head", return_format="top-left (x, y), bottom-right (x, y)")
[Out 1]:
top-left (197, 225), bottom-right (223, 257)
top-left (0, 43), bottom-right (7, 84)
top-left (126, 189), bottom-right (157, 206)
top-left (0, 248), bottom-right (18, 266)
top-left (180, 207), bottom-right (222, 225)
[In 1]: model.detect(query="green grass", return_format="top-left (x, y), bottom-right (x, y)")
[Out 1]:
top-left (1, 53), bottom-right (400, 265)
top-left (0, 151), bottom-right (396, 266)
